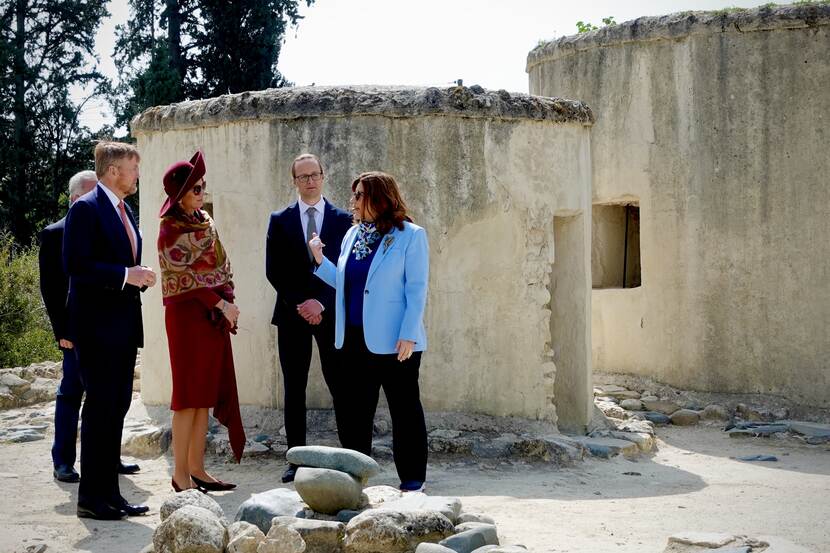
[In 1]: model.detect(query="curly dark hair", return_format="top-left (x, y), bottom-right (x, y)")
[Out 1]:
top-left (351, 171), bottom-right (412, 234)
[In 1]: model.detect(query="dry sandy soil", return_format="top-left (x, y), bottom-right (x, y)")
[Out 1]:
top-left (1, 397), bottom-right (828, 553)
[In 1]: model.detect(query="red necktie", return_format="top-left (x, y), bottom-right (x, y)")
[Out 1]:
top-left (118, 200), bottom-right (137, 263)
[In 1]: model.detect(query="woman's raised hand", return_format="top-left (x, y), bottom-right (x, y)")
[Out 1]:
top-left (308, 232), bottom-right (325, 265)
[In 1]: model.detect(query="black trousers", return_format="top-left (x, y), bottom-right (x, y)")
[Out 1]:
top-left (75, 343), bottom-right (136, 506)
top-left (277, 310), bottom-right (345, 449)
top-left (340, 325), bottom-right (427, 483)
top-left (51, 347), bottom-right (83, 468)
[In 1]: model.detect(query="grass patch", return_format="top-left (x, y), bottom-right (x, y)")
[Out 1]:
top-left (0, 233), bottom-right (60, 368)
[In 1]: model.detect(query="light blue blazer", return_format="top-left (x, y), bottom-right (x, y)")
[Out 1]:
top-left (314, 221), bottom-right (429, 354)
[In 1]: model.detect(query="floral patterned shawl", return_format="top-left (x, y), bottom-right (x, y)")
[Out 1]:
top-left (158, 209), bottom-right (233, 302)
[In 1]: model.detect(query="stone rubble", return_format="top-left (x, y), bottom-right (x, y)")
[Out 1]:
top-left (592, 380), bottom-right (830, 446)
top-left (661, 531), bottom-right (813, 552)
top-left (147, 486), bottom-right (527, 553)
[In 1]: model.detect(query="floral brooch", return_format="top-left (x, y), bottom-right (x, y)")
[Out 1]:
top-left (382, 235), bottom-right (395, 253)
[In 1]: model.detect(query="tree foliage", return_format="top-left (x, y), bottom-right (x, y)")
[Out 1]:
top-left (0, 0), bottom-right (109, 244)
top-left (576, 16), bottom-right (616, 33)
top-left (112, 0), bottom-right (312, 132)
top-left (0, 233), bottom-right (59, 366)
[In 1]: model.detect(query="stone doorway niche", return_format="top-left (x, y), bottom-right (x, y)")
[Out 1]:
top-left (592, 201), bottom-right (641, 289)
top-left (550, 212), bottom-right (592, 434)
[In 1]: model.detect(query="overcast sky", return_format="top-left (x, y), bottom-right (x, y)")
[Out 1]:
top-left (80, 0), bottom-right (770, 131)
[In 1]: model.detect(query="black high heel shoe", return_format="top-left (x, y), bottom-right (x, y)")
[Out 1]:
top-left (172, 477), bottom-right (207, 493)
top-left (190, 474), bottom-right (237, 491)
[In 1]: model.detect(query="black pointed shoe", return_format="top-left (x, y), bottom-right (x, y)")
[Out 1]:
top-left (53, 464), bottom-right (80, 483)
top-left (77, 501), bottom-right (126, 520)
top-left (113, 498), bottom-right (149, 516)
top-left (118, 461), bottom-right (140, 475)
top-left (191, 474), bottom-right (236, 491)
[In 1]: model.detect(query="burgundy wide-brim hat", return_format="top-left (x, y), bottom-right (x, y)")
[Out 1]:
top-left (159, 150), bottom-right (206, 217)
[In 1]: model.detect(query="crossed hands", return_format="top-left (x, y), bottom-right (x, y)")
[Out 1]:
top-left (297, 299), bottom-right (323, 325)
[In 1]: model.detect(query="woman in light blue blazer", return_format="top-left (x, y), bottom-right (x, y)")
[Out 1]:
top-left (309, 171), bottom-right (429, 492)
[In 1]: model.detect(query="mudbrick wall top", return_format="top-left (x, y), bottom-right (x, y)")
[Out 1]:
top-left (527, 3), bottom-right (830, 68)
top-left (131, 85), bottom-right (594, 134)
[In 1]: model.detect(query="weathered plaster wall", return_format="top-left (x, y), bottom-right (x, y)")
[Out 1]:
top-left (132, 86), bottom-right (593, 423)
top-left (528, 5), bottom-right (830, 407)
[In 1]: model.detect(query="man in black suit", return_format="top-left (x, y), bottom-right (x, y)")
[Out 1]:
top-left (40, 170), bottom-right (142, 484)
top-left (266, 153), bottom-right (353, 482)
top-left (63, 142), bottom-right (156, 520)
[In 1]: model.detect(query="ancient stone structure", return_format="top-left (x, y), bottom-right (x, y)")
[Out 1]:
top-left (132, 85), bottom-right (594, 429)
top-left (528, 5), bottom-right (830, 408)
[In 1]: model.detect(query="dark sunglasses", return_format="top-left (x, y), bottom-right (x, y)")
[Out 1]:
top-left (352, 190), bottom-right (364, 200)
top-left (192, 181), bottom-right (207, 195)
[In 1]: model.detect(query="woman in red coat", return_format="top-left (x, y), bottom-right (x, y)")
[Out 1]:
top-left (158, 151), bottom-right (245, 492)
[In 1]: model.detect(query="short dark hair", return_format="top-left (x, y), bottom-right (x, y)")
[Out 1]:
top-left (351, 171), bottom-right (412, 234)
top-left (291, 153), bottom-right (324, 178)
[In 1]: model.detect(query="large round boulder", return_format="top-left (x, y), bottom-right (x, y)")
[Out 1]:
top-left (294, 467), bottom-right (364, 515)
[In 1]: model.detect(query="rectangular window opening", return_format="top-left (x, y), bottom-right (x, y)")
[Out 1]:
top-left (591, 203), bottom-right (641, 289)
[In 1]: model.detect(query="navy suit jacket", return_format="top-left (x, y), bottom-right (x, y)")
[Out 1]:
top-left (265, 199), bottom-right (353, 326)
top-left (38, 217), bottom-right (70, 341)
top-left (63, 184), bottom-right (144, 349)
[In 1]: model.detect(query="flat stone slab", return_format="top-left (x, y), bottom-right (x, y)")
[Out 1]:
top-left (727, 424), bottom-right (788, 438)
top-left (376, 493), bottom-right (462, 524)
top-left (667, 531), bottom-right (738, 548)
top-left (571, 437), bottom-right (640, 459)
top-left (363, 485), bottom-right (403, 508)
top-left (287, 445), bottom-right (380, 480)
top-left (345, 509), bottom-right (454, 553)
top-left (783, 421), bottom-right (830, 438)
top-left (609, 431), bottom-right (654, 452)
top-left (440, 525), bottom-right (499, 553)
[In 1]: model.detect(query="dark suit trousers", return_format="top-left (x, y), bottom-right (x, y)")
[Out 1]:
top-left (277, 309), bottom-right (345, 450)
top-left (75, 344), bottom-right (136, 504)
top-left (51, 347), bottom-right (84, 468)
top-left (340, 326), bottom-right (427, 483)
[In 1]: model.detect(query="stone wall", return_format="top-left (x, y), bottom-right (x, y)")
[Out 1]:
top-left (132, 86), bottom-right (594, 426)
top-left (528, 5), bottom-right (830, 407)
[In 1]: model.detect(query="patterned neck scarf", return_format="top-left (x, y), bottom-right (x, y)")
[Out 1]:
top-left (158, 209), bottom-right (233, 300)
top-left (352, 222), bottom-right (381, 260)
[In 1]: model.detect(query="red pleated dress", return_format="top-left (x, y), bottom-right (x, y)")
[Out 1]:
top-left (164, 287), bottom-right (245, 461)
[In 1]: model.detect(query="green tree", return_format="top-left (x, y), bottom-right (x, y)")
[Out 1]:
top-left (112, 0), bottom-right (313, 134)
top-left (0, 0), bottom-right (109, 244)
top-left (192, 0), bottom-right (307, 97)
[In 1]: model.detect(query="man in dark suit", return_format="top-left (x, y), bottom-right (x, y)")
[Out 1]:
top-left (40, 170), bottom-right (143, 485)
top-left (266, 153), bottom-right (353, 482)
top-left (63, 142), bottom-right (156, 520)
